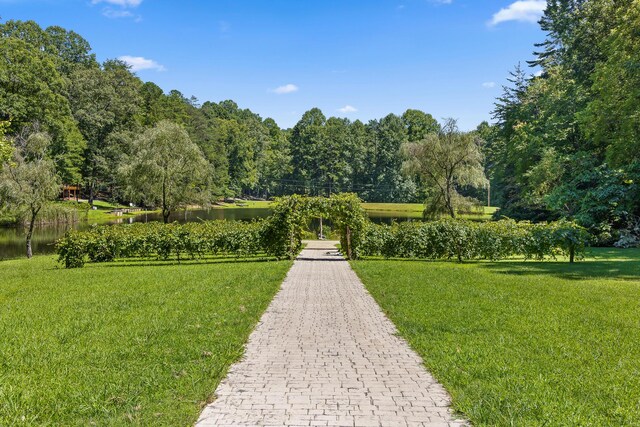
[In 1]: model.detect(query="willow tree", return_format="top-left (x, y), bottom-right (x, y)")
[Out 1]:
top-left (120, 121), bottom-right (210, 223)
top-left (403, 119), bottom-right (487, 218)
top-left (0, 130), bottom-right (61, 258)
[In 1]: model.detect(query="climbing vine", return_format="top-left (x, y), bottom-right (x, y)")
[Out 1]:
top-left (263, 193), bottom-right (368, 260)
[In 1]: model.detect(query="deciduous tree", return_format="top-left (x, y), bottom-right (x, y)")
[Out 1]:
top-left (0, 129), bottom-right (61, 258)
top-left (403, 119), bottom-right (486, 218)
top-left (120, 121), bottom-right (210, 223)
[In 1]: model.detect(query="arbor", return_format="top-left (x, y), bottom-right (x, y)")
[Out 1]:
top-left (120, 121), bottom-right (210, 223)
top-left (0, 130), bottom-right (61, 258)
top-left (403, 119), bottom-right (486, 218)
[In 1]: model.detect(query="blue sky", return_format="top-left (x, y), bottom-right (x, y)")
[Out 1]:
top-left (1, 0), bottom-right (546, 130)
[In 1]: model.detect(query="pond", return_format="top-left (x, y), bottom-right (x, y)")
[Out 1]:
top-left (0, 208), bottom-right (419, 259)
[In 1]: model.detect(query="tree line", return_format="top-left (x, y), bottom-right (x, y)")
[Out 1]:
top-left (0, 19), bottom-right (483, 211)
top-left (3, 0), bottom-right (640, 249)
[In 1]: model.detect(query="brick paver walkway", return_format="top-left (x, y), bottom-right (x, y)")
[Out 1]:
top-left (196, 241), bottom-right (468, 426)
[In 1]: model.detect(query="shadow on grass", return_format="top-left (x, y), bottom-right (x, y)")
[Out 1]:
top-left (359, 248), bottom-right (640, 281)
top-left (479, 260), bottom-right (640, 281)
top-left (68, 255), bottom-right (284, 270)
top-left (478, 248), bottom-right (640, 281)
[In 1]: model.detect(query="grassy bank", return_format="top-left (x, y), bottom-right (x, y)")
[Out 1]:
top-left (351, 248), bottom-right (640, 426)
top-left (361, 203), bottom-right (497, 220)
top-left (0, 256), bottom-right (292, 426)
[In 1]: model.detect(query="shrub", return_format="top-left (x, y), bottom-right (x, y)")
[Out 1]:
top-left (56, 220), bottom-right (274, 268)
top-left (360, 219), bottom-right (590, 262)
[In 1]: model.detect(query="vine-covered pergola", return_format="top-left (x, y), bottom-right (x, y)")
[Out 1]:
top-left (262, 193), bottom-right (368, 260)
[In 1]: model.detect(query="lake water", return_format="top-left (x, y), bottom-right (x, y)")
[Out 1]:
top-left (0, 208), bottom-right (416, 259)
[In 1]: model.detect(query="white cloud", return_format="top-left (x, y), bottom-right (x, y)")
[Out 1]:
top-left (534, 70), bottom-right (543, 77)
top-left (102, 8), bottom-right (134, 18)
top-left (482, 82), bottom-right (496, 88)
top-left (92, 0), bottom-right (142, 7)
top-left (430, 0), bottom-right (452, 4)
top-left (338, 105), bottom-right (358, 113)
top-left (118, 56), bottom-right (166, 72)
top-left (270, 84), bottom-right (299, 94)
top-left (489, 1), bottom-right (546, 26)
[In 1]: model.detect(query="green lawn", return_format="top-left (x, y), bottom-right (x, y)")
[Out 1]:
top-left (361, 202), bottom-right (497, 220)
top-left (215, 200), bottom-right (272, 209)
top-left (351, 248), bottom-right (640, 426)
top-left (0, 256), bottom-right (292, 426)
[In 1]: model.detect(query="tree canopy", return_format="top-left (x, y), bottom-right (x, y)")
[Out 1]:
top-left (119, 121), bottom-right (210, 223)
top-left (0, 129), bottom-right (61, 257)
top-left (1, 5), bottom-right (639, 243)
top-left (403, 119), bottom-right (486, 218)
top-left (485, 0), bottom-right (640, 242)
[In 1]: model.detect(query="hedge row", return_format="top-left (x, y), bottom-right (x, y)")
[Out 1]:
top-left (57, 217), bottom-right (592, 268)
top-left (360, 219), bottom-right (591, 262)
top-left (56, 220), bottom-right (268, 268)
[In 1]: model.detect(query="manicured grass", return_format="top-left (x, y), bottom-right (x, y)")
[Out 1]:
top-left (0, 256), bottom-right (292, 426)
top-left (351, 248), bottom-right (640, 426)
top-left (362, 203), bottom-right (497, 220)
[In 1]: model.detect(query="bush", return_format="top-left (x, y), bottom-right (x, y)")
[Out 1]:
top-left (56, 220), bottom-right (274, 268)
top-left (360, 219), bottom-right (591, 262)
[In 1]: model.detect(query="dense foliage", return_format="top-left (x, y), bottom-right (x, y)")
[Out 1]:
top-left (56, 220), bottom-right (268, 268)
top-left (0, 129), bottom-right (61, 257)
top-left (361, 219), bottom-right (591, 263)
top-left (0, 19), bottom-right (455, 209)
top-left (264, 193), bottom-right (368, 259)
top-left (485, 0), bottom-right (640, 244)
top-left (57, 193), bottom-right (369, 267)
top-left (403, 119), bottom-right (486, 218)
top-left (4, 0), bottom-right (640, 244)
top-left (119, 121), bottom-right (211, 223)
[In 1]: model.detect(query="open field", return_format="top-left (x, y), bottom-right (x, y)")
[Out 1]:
top-left (0, 256), bottom-right (292, 426)
top-left (351, 248), bottom-right (640, 426)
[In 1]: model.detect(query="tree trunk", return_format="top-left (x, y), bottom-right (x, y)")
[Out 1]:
top-left (26, 207), bottom-right (39, 259)
top-left (345, 226), bottom-right (352, 260)
top-left (88, 184), bottom-right (94, 207)
top-left (162, 178), bottom-right (169, 223)
top-left (448, 203), bottom-right (456, 218)
top-left (569, 247), bottom-right (575, 263)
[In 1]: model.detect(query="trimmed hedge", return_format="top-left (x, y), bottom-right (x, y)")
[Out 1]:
top-left (56, 220), bottom-right (268, 268)
top-left (361, 219), bottom-right (591, 262)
